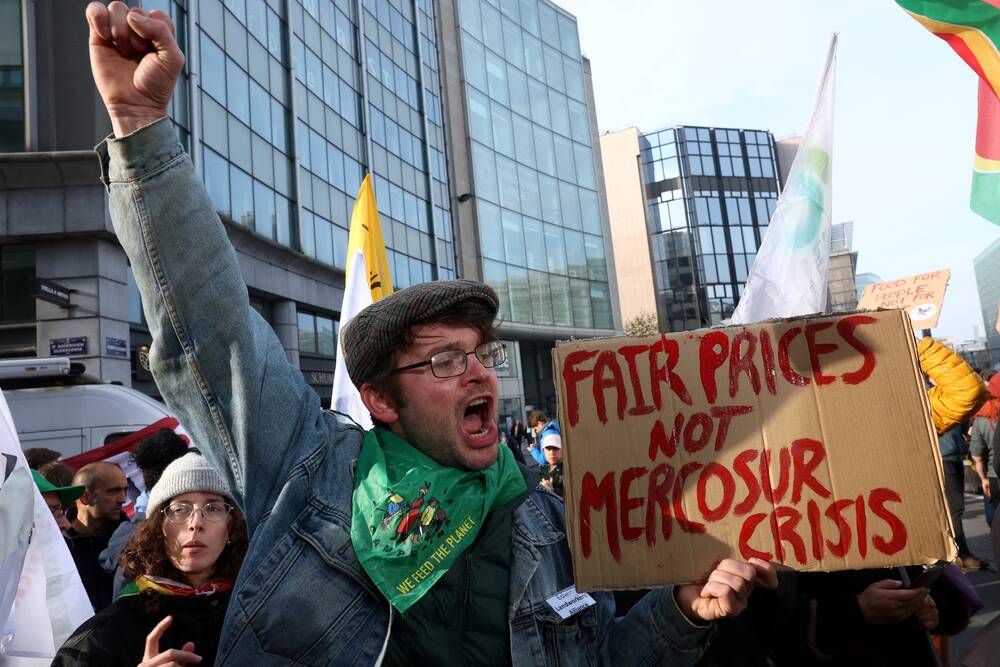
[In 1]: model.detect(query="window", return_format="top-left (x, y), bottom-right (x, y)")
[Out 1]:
top-left (485, 51), bottom-right (508, 105)
top-left (0, 0), bottom-right (23, 151)
top-left (200, 32), bottom-right (226, 104)
top-left (570, 278), bottom-right (592, 328)
top-left (543, 224), bottom-right (566, 275)
top-left (203, 147), bottom-right (231, 215)
top-left (481, 4), bottom-right (503, 54)
top-left (276, 194), bottom-right (293, 246)
top-left (226, 59), bottom-right (250, 124)
top-left (297, 311), bottom-right (316, 353)
top-left (532, 126), bottom-right (555, 175)
top-left (463, 37), bottom-right (487, 92)
top-left (501, 209), bottom-right (525, 265)
top-left (507, 265), bottom-right (531, 322)
top-left (0, 245), bottom-right (34, 322)
top-left (467, 88), bottom-right (492, 146)
top-left (471, 142), bottom-right (498, 203)
top-left (517, 164), bottom-right (540, 217)
top-left (558, 181), bottom-right (580, 229)
top-left (528, 270), bottom-right (552, 325)
top-left (538, 3), bottom-right (559, 45)
top-left (230, 166), bottom-right (253, 226)
top-left (249, 81), bottom-right (271, 140)
top-left (477, 200), bottom-right (503, 261)
top-left (507, 67), bottom-right (530, 118)
top-left (459, 0), bottom-right (481, 39)
top-left (317, 315), bottom-right (336, 356)
top-left (522, 216), bottom-right (546, 271)
top-left (300, 210), bottom-right (316, 257)
top-left (253, 181), bottom-right (275, 238)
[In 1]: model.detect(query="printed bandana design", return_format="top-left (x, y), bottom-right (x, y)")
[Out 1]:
top-left (351, 428), bottom-right (525, 613)
top-left (376, 486), bottom-right (450, 551)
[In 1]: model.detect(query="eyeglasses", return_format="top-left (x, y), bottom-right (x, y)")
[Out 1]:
top-left (47, 506), bottom-right (66, 519)
top-left (161, 501), bottom-right (234, 525)
top-left (392, 341), bottom-right (507, 379)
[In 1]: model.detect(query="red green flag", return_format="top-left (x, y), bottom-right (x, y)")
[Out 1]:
top-left (897, 0), bottom-right (1000, 225)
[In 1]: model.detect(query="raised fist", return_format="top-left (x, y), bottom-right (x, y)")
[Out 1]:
top-left (86, 2), bottom-right (184, 137)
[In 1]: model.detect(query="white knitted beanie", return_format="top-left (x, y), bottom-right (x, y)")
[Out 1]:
top-left (146, 452), bottom-right (234, 517)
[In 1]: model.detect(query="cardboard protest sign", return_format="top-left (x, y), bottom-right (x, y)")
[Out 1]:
top-left (857, 269), bottom-right (950, 329)
top-left (554, 310), bottom-right (955, 590)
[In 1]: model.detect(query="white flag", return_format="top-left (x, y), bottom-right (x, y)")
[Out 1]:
top-left (730, 34), bottom-right (838, 325)
top-left (0, 389), bottom-right (33, 652)
top-left (331, 249), bottom-right (375, 430)
top-left (0, 387), bottom-right (93, 660)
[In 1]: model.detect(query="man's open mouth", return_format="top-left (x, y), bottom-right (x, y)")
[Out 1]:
top-left (463, 396), bottom-right (492, 437)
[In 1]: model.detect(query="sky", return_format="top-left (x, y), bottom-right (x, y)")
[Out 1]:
top-left (558, 0), bottom-right (1000, 342)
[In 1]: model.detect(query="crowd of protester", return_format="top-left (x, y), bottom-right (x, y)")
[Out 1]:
top-left (23, 348), bottom-right (1000, 666)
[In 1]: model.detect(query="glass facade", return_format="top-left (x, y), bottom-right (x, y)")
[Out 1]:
top-left (297, 308), bottom-right (338, 356)
top-left (147, 0), bottom-right (450, 286)
top-left (127, 0), bottom-right (453, 403)
top-left (0, 0), bottom-right (24, 151)
top-left (363, 0), bottom-right (456, 285)
top-left (640, 126), bottom-right (779, 331)
top-left (456, 0), bottom-right (612, 330)
top-left (975, 237), bottom-right (1000, 362)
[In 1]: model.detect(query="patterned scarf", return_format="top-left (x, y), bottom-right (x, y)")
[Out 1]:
top-left (350, 428), bottom-right (526, 613)
top-left (118, 574), bottom-right (232, 599)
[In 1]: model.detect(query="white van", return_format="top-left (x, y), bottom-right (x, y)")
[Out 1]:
top-left (1, 358), bottom-right (176, 458)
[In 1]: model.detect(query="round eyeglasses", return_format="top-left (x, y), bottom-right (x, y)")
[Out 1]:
top-left (391, 341), bottom-right (507, 379)
top-left (161, 501), bottom-right (234, 525)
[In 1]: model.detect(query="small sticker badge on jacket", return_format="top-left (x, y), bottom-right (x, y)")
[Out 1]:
top-left (546, 585), bottom-right (597, 620)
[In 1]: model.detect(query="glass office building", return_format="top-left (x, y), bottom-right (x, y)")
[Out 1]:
top-left (0, 0), bottom-right (456, 403)
top-left (181, 0), bottom-right (453, 285)
top-left (640, 125), bottom-right (780, 331)
top-left (975, 237), bottom-right (1000, 365)
top-left (117, 0), bottom-right (455, 401)
top-left (438, 0), bottom-right (619, 418)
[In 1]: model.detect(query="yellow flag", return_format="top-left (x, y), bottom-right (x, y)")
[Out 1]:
top-left (347, 174), bottom-right (393, 300)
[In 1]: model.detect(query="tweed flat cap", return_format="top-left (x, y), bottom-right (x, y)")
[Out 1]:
top-left (341, 280), bottom-right (499, 387)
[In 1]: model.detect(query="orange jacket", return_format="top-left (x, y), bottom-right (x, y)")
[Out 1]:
top-left (918, 337), bottom-right (990, 435)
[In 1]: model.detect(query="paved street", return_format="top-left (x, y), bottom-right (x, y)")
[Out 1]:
top-left (951, 493), bottom-right (1000, 662)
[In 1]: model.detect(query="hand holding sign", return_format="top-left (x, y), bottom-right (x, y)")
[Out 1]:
top-left (856, 580), bottom-right (927, 626)
top-left (915, 595), bottom-right (938, 631)
top-left (140, 616), bottom-right (202, 666)
top-left (675, 558), bottom-right (777, 623)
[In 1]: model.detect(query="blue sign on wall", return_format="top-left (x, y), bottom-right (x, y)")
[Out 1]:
top-left (49, 337), bottom-right (88, 356)
top-left (105, 337), bottom-right (128, 358)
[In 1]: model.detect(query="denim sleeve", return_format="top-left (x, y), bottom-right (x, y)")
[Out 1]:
top-left (96, 118), bottom-right (325, 523)
top-left (598, 587), bottom-right (710, 665)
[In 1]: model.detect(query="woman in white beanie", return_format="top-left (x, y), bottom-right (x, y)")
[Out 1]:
top-left (54, 453), bottom-right (248, 666)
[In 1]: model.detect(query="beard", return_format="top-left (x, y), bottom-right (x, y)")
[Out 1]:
top-left (394, 404), bottom-right (498, 471)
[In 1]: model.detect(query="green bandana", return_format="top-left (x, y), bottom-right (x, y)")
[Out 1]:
top-left (350, 428), bottom-right (526, 613)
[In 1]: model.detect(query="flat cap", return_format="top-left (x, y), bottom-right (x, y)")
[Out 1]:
top-left (341, 280), bottom-right (499, 388)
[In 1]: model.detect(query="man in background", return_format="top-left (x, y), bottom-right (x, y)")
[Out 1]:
top-left (64, 462), bottom-right (127, 611)
top-left (100, 428), bottom-right (189, 596)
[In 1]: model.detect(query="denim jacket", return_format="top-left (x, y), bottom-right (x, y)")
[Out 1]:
top-left (95, 118), bottom-right (710, 666)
